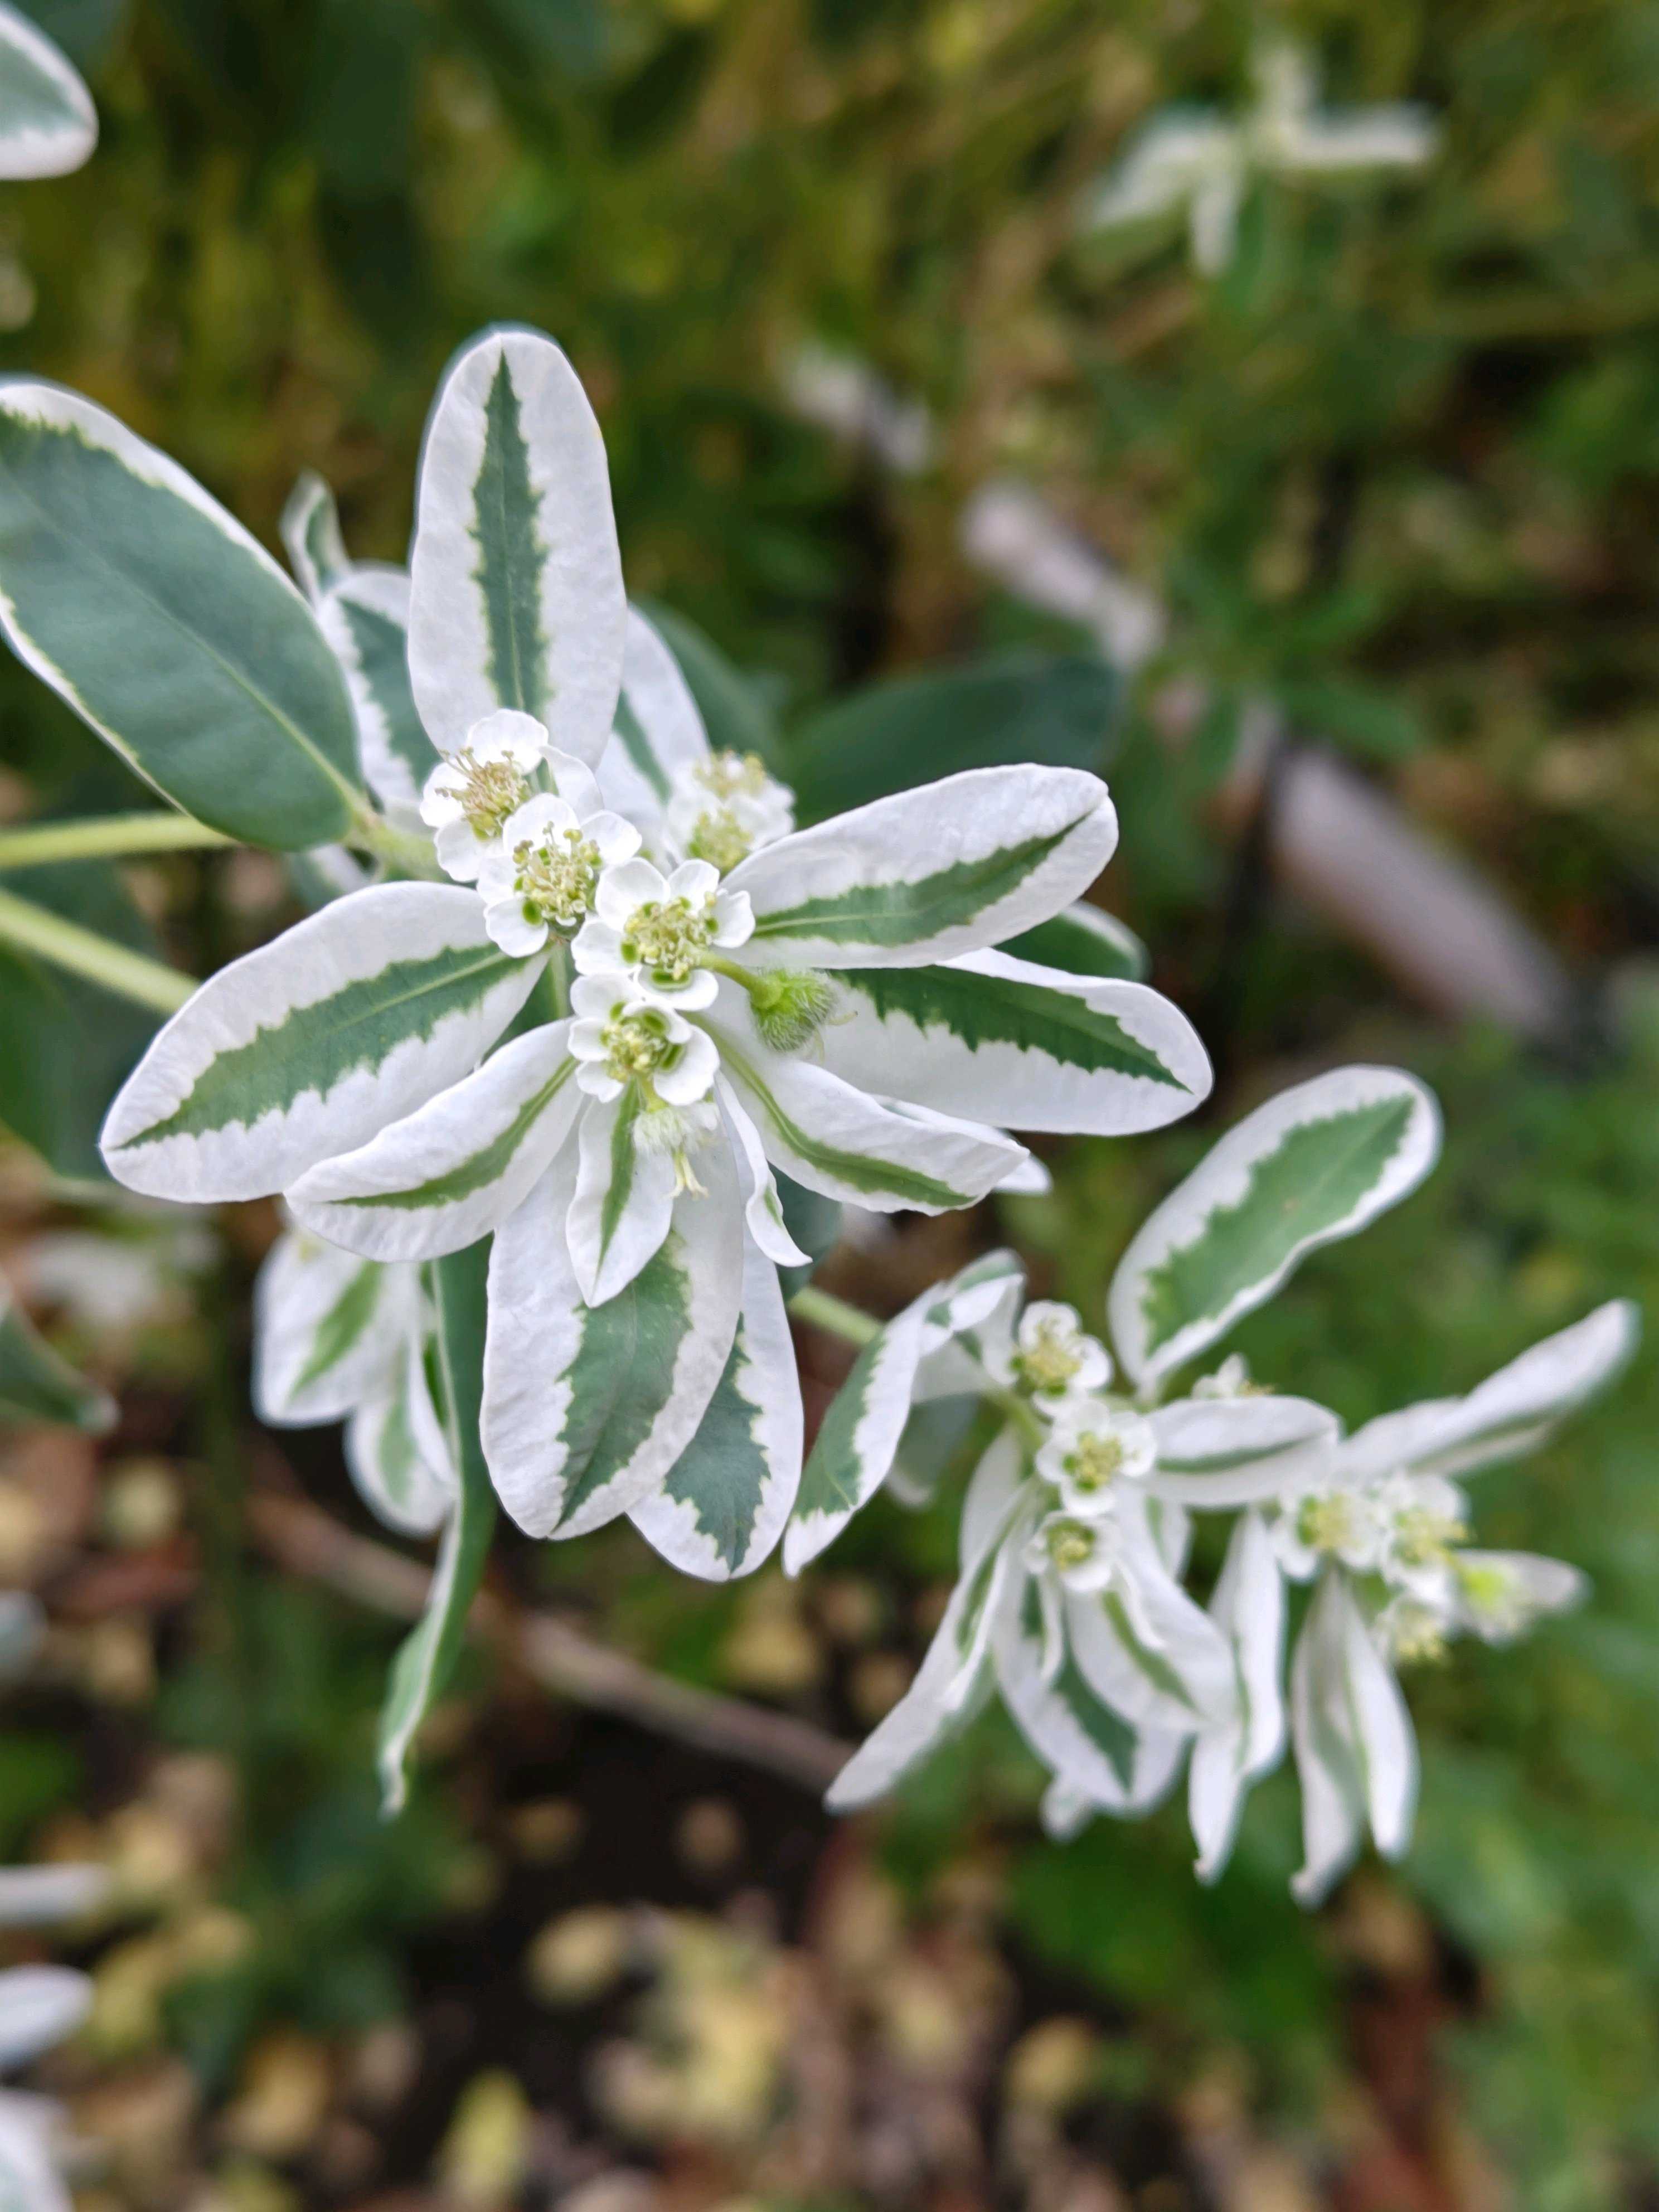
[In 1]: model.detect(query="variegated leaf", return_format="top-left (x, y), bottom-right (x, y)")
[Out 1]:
top-left (566, 1085), bottom-right (677, 1306)
top-left (710, 986), bottom-right (1022, 1216)
top-left (317, 566), bottom-right (440, 823)
top-left (1063, 1500), bottom-right (1235, 1735)
top-left (101, 884), bottom-right (542, 1203)
top-left (1189, 1510), bottom-right (1286, 1883)
top-left (280, 469), bottom-right (350, 602)
top-left (726, 765), bottom-right (1117, 968)
top-left (0, 384), bottom-right (362, 848)
top-left (1000, 901), bottom-right (1148, 983)
top-left (1289, 1569), bottom-right (1417, 1906)
top-left (818, 948), bottom-right (1209, 1136)
top-left (288, 1023), bottom-right (580, 1263)
top-left (408, 326), bottom-right (625, 765)
top-left (1144, 1394), bottom-right (1339, 1507)
top-left (632, 1239), bottom-right (803, 1580)
top-left (784, 1286), bottom-right (938, 1576)
top-left (482, 1142), bottom-right (743, 1540)
top-left (1110, 1066), bottom-right (1441, 1390)
top-left (252, 1227), bottom-right (415, 1425)
top-left (345, 1332), bottom-right (454, 1540)
top-left (0, 1280), bottom-right (113, 1432)
top-left (377, 1240), bottom-right (496, 1815)
top-left (0, 0), bottom-right (95, 180)
top-left (597, 604), bottom-right (710, 826)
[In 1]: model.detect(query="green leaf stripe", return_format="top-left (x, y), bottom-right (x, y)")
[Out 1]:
top-left (336, 593), bottom-right (439, 788)
top-left (1138, 1094), bottom-right (1417, 1359)
top-left (751, 823), bottom-right (1074, 949)
top-left (721, 1044), bottom-right (972, 1210)
top-left (474, 355), bottom-right (550, 717)
top-left (1054, 1652), bottom-right (1139, 1787)
top-left (336, 1061), bottom-right (574, 1215)
top-left (794, 1333), bottom-right (882, 1525)
top-left (292, 1259), bottom-right (384, 1391)
top-left (661, 1332), bottom-right (767, 1572)
top-left (112, 944), bottom-right (523, 1153)
top-left (596, 1083), bottom-right (646, 1268)
top-left (555, 1236), bottom-right (694, 1529)
top-left (1101, 1593), bottom-right (1200, 1714)
top-left (831, 965), bottom-right (1187, 1089)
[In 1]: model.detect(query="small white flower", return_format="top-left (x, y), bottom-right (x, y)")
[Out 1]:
top-left (1192, 1352), bottom-right (1260, 1399)
top-left (1270, 1481), bottom-right (1386, 1582)
top-left (567, 974), bottom-right (719, 1108)
top-left (1024, 1511), bottom-right (1165, 1651)
top-left (478, 789), bottom-right (641, 958)
top-left (1448, 1551), bottom-right (1587, 1646)
top-left (420, 708), bottom-right (550, 882)
top-left (663, 749), bottom-right (794, 873)
top-left (573, 856), bottom-right (753, 1007)
top-left (992, 1300), bottom-right (1112, 1407)
top-left (1035, 1402), bottom-right (1155, 1515)
top-left (1372, 1593), bottom-right (1453, 1667)
top-left (1373, 1471), bottom-right (1468, 1598)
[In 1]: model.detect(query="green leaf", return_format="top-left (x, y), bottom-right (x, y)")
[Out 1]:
top-left (1109, 1066), bottom-right (1441, 1388)
top-left (1000, 901), bottom-right (1148, 983)
top-left (785, 652), bottom-right (1119, 819)
top-left (638, 601), bottom-right (781, 769)
top-left (0, 0), bottom-right (95, 179)
top-left (0, 1282), bottom-right (114, 1431)
top-left (0, 385), bottom-right (363, 849)
top-left (376, 1239), bottom-right (495, 1816)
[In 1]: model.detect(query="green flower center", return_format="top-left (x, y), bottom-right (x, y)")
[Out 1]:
top-left (622, 895), bottom-right (714, 983)
top-left (1389, 1603), bottom-right (1449, 1667)
top-left (697, 750), bottom-right (772, 803)
top-left (1391, 1505), bottom-right (1467, 1568)
top-left (452, 748), bottom-right (530, 840)
top-left (1013, 1320), bottom-right (1083, 1395)
top-left (1045, 1519), bottom-right (1098, 1572)
top-left (686, 808), bottom-right (753, 874)
top-left (513, 828), bottom-right (601, 930)
top-left (1297, 1493), bottom-right (1365, 1557)
top-left (1065, 1431), bottom-right (1123, 1493)
top-left (599, 1007), bottom-right (678, 1086)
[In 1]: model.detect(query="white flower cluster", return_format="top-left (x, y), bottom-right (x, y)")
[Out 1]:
top-left (820, 1232), bottom-right (1634, 1908)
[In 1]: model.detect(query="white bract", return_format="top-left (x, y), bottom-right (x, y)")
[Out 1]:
top-left (807, 1075), bottom-right (1635, 1908)
top-left (1080, 40), bottom-right (1438, 274)
top-left (65, 323), bottom-right (1212, 1760)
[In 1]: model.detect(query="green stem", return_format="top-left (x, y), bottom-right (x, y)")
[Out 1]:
top-left (788, 1283), bottom-right (881, 1347)
top-left (350, 809), bottom-right (444, 880)
top-left (0, 812), bottom-right (233, 870)
top-left (0, 886), bottom-right (196, 1015)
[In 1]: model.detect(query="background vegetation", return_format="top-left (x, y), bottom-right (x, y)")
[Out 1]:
top-left (2, 1), bottom-right (1658, 2205)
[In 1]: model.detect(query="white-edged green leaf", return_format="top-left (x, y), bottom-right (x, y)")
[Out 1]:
top-left (994, 1573), bottom-right (1185, 1816)
top-left (101, 883), bottom-right (543, 1203)
top-left (288, 1023), bottom-right (580, 1263)
top-left (317, 566), bottom-right (440, 823)
top-left (408, 326), bottom-right (625, 765)
top-left (632, 1239), bottom-right (803, 1580)
top-left (252, 1226), bottom-right (415, 1425)
top-left (598, 604), bottom-right (710, 824)
top-left (1189, 1509), bottom-right (1285, 1883)
top-left (0, 0), bottom-right (95, 180)
top-left (0, 1279), bottom-right (114, 1432)
top-left (1110, 1066), bottom-right (1441, 1390)
top-left (482, 1141), bottom-right (743, 1540)
top-left (1341, 1299), bottom-right (1640, 1486)
top-left (726, 765), bottom-right (1117, 968)
top-left (783, 1286), bottom-right (938, 1575)
top-left (715, 1080), bottom-right (810, 1269)
top-left (819, 949), bottom-right (1209, 1137)
top-left (346, 1331), bottom-right (454, 1540)
top-left (377, 1240), bottom-right (496, 1816)
top-left (1289, 1569), bottom-right (1417, 1907)
top-left (1144, 1394), bottom-right (1339, 1507)
top-left (1063, 1501), bottom-right (1235, 1734)
top-left (710, 988), bottom-right (1022, 1216)
top-left (0, 384), bottom-right (362, 848)
top-left (280, 469), bottom-right (350, 602)
top-left (1000, 901), bottom-right (1148, 983)
top-left (824, 1485), bottom-right (1029, 1812)
top-left (913, 1248), bottom-right (1027, 1405)
top-left (566, 1085), bottom-right (677, 1306)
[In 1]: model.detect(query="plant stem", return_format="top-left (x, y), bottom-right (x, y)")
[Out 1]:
top-left (0, 813), bottom-right (233, 870)
top-left (0, 886), bottom-right (195, 1014)
top-left (788, 1283), bottom-right (881, 1347)
top-left (350, 809), bottom-right (444, 879)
